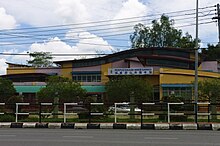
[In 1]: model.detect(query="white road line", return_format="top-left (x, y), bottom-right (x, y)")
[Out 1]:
top-left (63, 136), bottom-right (93, 138)
top-left (144, 137), bottom-right (178, 140)
top-left (0, 135), bottom-right (16, 137)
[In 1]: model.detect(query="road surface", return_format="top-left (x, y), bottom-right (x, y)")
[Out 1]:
top-left (0, 129), bottom-right (219, 146)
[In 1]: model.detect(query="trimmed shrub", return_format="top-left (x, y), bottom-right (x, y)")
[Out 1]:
top-left (0, 114), bottom-right (15, 122)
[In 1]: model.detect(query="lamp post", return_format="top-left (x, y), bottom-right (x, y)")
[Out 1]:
top-left (194, 0), bottom-right (199, 123)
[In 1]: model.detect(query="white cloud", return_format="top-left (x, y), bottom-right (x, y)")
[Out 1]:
top-left (77, 31), bottom-right (116, 53)
top-left (111, 0), bottom-right (149, 32)
top-left (114, 0), bottom-right (148, 20)
top-left (148, 0), bottom-right (218, 44)
top-left (29, 32), bottom-right (115, 61)
top-left (0, 58), bottom-right (8, 75)
top-left (0, 0), bottom-right (219, 75)
top-left (0, 1), bottom-right (59, 26)
top-left (0, 7), bottom-right (16, 29)
top-left (55, 0), bottom-right (90, 24)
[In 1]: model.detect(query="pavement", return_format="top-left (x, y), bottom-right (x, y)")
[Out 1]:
top-left (0, 122), bottom-right (220, 130)
top-left (0, 129), bottom-right (220, 146)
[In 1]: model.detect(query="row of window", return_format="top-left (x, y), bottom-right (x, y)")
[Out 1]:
top-left (73, 74), bottom-right (101, 82)
top-left (162, 87), bottom-right (192, 99)
top-left (147, 59), bottom-right (189, 68)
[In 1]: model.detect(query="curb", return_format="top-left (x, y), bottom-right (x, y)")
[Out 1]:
top-left (183, 123), bottom-right (197, 130)
top-left (61, 123), bottom-right (75, 129)
top-left (0, 123), bottom-right (219, 130)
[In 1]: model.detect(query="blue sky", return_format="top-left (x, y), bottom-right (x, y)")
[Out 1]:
top-left (0, 0), bottom-right (219, 75)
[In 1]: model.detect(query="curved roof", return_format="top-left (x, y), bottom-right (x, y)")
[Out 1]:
top-left (54, 47), bottom-right (194, 69)
top-left (0, 73), bottom-right (50, 82)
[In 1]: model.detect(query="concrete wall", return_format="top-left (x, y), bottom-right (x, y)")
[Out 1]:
top-left (72, 65), bottom-right (101, 72)
top-left (7, 67), bottom-right (36, 74)
top-left (60, 62), bottom-right (72, 79)
top-left (200, 61), bottom-right (218, 72)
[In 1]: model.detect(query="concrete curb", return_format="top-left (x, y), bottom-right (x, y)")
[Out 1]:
top-left (183, 123), bottom-right (197, 130)
top-left (212, 124), bottom-right (220, 131)
top-left (0, 123), bottom-right (219, 130)
top-left (48, 123), bottom-right (61, 129)
top-left (0, 123), bottom-right (11, 128)
top-left (23, 123), bottom-right (36, 128)
top-left (155, 123), bottom-right (169, 130)
top-left (127, 124), bottom-right (141, 130)
top-left (74, 123), bottom-right (87, 129)
top-left (61, 123), bottom-right (75, 129)
top-left (169, 123), bottom-right (183, 130)
top-left (197, 123), bottom-right (212, 130)
top-left (100, 123), bottom-right (113, 129)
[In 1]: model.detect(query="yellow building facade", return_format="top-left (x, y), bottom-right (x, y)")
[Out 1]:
top-left (3, 47), bottom-right (220, 101)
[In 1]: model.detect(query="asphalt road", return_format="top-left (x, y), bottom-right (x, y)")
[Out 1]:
top-left (0, 129), bottom-right (220, 146)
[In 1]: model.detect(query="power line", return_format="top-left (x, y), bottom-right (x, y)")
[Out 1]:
top-left (0, 14), bottom-right (215, 42)
top-left (0, 5), bottom-right (215, 32)
top-left (0, 5), bottom-right (216, 49)
top-left (0, 19), bottom-right (216, 47)
top-left (0, 53), bottom-right (110, 56)
top-left (0, 21), bottom-right (216, 48)
top-left (177, 20), bottom-right (216, 28)
top-left (0, 9), bottom-right (215, 37)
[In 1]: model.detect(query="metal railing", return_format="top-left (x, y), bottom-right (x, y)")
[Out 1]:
top-left (0, 101), bottom-right (219, 123)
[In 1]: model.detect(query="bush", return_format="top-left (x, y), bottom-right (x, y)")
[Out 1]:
top-left (78, 112), bottom-right (89, 119)
top-left (6, 95), bottom-right (23, 113)
top-left (0, 114), bottom-right (15, 122)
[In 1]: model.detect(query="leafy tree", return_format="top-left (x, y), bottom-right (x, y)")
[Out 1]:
top-left (106, 76), bottom-right (153, 119)
top-left (37, 76), bottom-right (86, 103)
top-left (130, 15), bottom-right (197, 49)
top-left (200, 44), bottom-right (220, 61)
top-left (37, 76), bottom-right (86, 118)
top-left (27, 52), bottom-right (53, 67)
top-left (6, 95), bottom-right (23, 113)
top-left (106, 76), bottom-right (153, 103)
top-left (0, 78), bottom-right (16, 103)
top-left (198, 78), bottom-right (220, 120)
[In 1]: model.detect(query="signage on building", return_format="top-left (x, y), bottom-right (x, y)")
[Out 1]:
top-left (108, 68), bottom-right (153, 75)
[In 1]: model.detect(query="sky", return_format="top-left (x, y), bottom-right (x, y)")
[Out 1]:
top-left (0, 0), bottom-right (219, 75)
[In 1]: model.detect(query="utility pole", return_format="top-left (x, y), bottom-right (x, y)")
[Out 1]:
top-left (194, 0), bottom-right (199, 123)
top-left (212, 4), bottom-right (220, 46)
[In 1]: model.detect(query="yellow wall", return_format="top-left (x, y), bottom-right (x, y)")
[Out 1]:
top-left (101, 63), bottom-right (112, 83)
top-left (159, 68), bottom-right (220, 99)
top-left (160, 68), bottom-right (220, 84)
top-left (7, 68), bottom-right (36, 74)
top-left (60, 62), bottom-right (72, 79)
top-left (144, 75), bottom-right (159, 86)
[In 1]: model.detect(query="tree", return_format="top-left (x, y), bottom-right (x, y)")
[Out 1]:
top-left (37, 76), bottom-right (86, 118)
top-left (27, 52), bottom-right (53, 67)
top-left (0, 78), bottom-right (16, 103)
top-left (37, 76), bottom-right (86, 102)
top-left (198, 78), bottom-right (220, 120)
top-left (106, 76), bottom-right (153, 119)
top-left (200, 44), bottom-right (220, 61)
top-left (106, 76), bottom-right (153, 103)
top-left (130, 15), bottom-right (197, 49)
top-left (198, 78), bottom-right (220, 101)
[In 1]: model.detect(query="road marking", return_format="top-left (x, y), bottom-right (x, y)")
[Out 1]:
top-left (0, 135), bottom-right (16, 137)
top-left (63, 136), bottom-right (93, 138)
top-left (144, 137), bottom-right (178, 140)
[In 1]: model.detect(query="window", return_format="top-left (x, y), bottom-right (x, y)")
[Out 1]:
top-left (162, 87), bottom-right (192, 100)
top-left (73, 72), bottom-right (101, 82)
top-left (147, 59), bottom-right (189, 68)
